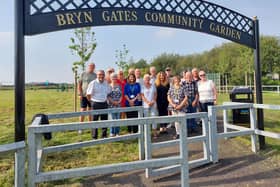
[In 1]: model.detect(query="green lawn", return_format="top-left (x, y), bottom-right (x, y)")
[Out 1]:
top-left (0, 89), bottom-right (279, 186)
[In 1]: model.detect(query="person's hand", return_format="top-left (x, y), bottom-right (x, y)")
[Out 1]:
top-left (129, 100), bottom-right (134, 106)
top-left (192, 101), bottom-right (196, 107)
top-left (79, 95), bottom-right (83, 100)
top-left (214, 100), bottom-right (217, 105)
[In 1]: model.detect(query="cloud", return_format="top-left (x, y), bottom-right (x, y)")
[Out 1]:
top-left (154, 28), bottom-right (176, 39)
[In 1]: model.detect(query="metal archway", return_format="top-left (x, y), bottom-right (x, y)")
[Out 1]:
top-left (15, 0), bottom-right (264, 148)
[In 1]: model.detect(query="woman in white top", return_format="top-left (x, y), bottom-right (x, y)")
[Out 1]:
top-left (197, 70), bottom-right (217, 112)
top-left (141, 74), bottom-right (158, 138)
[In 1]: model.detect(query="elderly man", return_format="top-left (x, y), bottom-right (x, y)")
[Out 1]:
top-left (182, 71), bottom-right (199, 133)
top-left (135, 68), bottom-right (144, 87)
top-left (87, 70), bottom-right (111, 139)
top-left (191, 68), bottom-right (200, 82)
top-left (78, 63), bottom-right (96, 134)
top-left (149, 66), bottom-right (157, 85)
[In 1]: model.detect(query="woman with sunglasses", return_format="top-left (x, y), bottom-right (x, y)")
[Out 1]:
top-left (197, 70), bottom-right (217, 112)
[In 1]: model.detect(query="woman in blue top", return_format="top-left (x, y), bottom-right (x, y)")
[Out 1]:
top-left (124, 73), bottom-right (141, 133)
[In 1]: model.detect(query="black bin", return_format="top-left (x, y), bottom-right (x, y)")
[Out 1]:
top-left (229, 87), bottom-right (254, 123)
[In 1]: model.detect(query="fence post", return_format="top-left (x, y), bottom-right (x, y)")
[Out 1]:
top-left (208, 106), bottom-right (219, 163)
top-left (179, 117), bottom-right (189, 187)
top-left (223, 109), bottom-right (228, 140)
top-left (138, 108), bottom-right (145, 160)
top-left (250, 106), bottom-right (258, 153)
top-left (15, 144), bottom-right (25, 187)
top-left (28, 130), bottom-right (37, 187)
top-left (202, 115), bottom-right (210, 161)
top-left (144, 119), bottom-right (152, 178)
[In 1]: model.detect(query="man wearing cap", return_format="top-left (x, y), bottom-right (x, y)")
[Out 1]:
top-left (165, 67), bottom-right (173, 84)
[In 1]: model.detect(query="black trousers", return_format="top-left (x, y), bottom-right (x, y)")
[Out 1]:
top-left (92, 102), bottom-right (108, 139)
top-left (158, 105), bottom-right (168, 128)
top-left (126, 111), bottom-right (138, 133)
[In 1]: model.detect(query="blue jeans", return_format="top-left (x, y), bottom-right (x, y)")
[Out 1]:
top-left (186, 98), bottom-right (197, 131)
top-left (110, 112), bottom-right (120, 135)
top-left (199, 102), bottom-right (214, 113)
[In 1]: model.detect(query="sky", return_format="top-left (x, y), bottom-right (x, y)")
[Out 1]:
top-left (0, 0), bottom-right (279, 84)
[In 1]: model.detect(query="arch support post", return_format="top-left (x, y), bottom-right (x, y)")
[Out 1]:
top-left (15, 0), bottom-right (25, 142)
top-left (253, 17), bottom-right (265, 149)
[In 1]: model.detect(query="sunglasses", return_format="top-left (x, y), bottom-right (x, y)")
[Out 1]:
top-left (199, 74), bottom-right (206, 77)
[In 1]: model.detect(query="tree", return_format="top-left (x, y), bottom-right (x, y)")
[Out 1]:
top-left (115, 44), bottom-right (129, 73)
top-left (69, 27), bottom-right (97, 111)
top-left (69, 27), bottom-right (97, 72)
top-left (260, 36), bottom-right (280, 75)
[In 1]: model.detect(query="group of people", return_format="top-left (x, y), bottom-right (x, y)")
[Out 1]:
top-left (78, 63), bottom-right (217, 139)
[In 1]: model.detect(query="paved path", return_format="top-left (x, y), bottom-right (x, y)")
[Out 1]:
top-left (79, 126), bottom-right (280, 187)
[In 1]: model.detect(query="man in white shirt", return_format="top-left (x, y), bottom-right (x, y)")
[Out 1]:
top-left (87, 70), bottom-right (111, 139)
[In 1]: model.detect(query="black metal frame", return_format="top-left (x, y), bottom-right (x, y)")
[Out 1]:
top-left (15, 0), bottom-right (264, 148)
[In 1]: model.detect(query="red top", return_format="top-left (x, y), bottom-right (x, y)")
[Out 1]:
top-left (117, 78), bottom-right (127, 107)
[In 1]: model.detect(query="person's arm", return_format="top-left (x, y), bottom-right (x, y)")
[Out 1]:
top-left (150, 87), bottom-right (157, 107)
top-left (193, 82), bottom-right (199, 107)
top-left (86, 81), bottom-right (93, 102)
top-left (168, 94), bottom-right (177, 109)
top-left (211, 81), bottom-right (217, 105)
top-left (78, 75), bottom-right (83, 99)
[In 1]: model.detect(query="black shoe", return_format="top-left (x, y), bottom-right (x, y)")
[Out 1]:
top-left (173, 134), bottom-right (180, 139)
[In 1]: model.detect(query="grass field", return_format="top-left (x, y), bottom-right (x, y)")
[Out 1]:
top-left (0, 89), bottom-right (279, 186)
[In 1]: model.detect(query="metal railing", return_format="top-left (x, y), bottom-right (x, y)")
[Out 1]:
top-left (25, 103), bottom-right (280, 186)
top-left (0, 141), bottom-right (25, 187)
top-left (218, 85), bottom-right (280, 94)
top-left (209, 102), bottom-right (280, 163)
top-left (144, 112), bottom-right (211, 178)
top-left (28, 106), bottom-right (190, 187)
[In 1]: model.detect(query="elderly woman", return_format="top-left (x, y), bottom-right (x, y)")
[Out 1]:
top-left (108, 73), bottom-right (122, 136)
top-left (167, 75), bottom-right (188, 139)
top-left (197, 70), bottom-right (217, 112)
top-left (141, 74), bottom-right (158, 138)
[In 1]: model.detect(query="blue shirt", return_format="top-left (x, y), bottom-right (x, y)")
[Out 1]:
top-left (124, 83), bottom-right (141, 106)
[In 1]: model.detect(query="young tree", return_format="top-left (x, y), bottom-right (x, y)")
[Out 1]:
top-left (115, 44), bottom-right (129, 74)
top-left (69, 27), bottom-right (97, 111)
top-left (69, 27), bottom-right (97, 71)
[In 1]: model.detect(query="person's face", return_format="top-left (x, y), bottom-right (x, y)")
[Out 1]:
top-left (185, 72), bottom-right (192, 82)
top-left (111, 76), bottom-right (117, 83)
top-left (165, 69), bottom-right (171, 76)
top-left (192, 70), bottom-right (199, 78)
top-left (118, 71), bottom-right (124, 79)
top-left (199, 71), bottom-right (206, 80)
top-left (135, 69), bottom-right (141, 78)
top-left (128, 75), bottom-right (135, 83)
top-left (150, 67), bottom-right (156, 76)
top-left (88, 64), bottom-right (95, 73)
top-left (159, 73), bottom-right (166, 81)
top-left (144, 76), bottom-right (150, 85)
top-left (97, 71), bottom-right (105, 82)
top-left (173, 77), bottom-right (180, 85)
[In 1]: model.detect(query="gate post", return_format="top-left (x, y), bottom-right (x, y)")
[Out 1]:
top-left (15, 0), bottom-right (26, 142)
top-left (253, 17), bottom-right (265, 149)
top-left (208, 106), bottom-right (219, 163)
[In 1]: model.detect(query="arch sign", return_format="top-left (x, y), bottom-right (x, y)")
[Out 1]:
top-left (15, 0), bottom-right (264, 147)
top-left (26, 0), bottom-right (255, 48)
